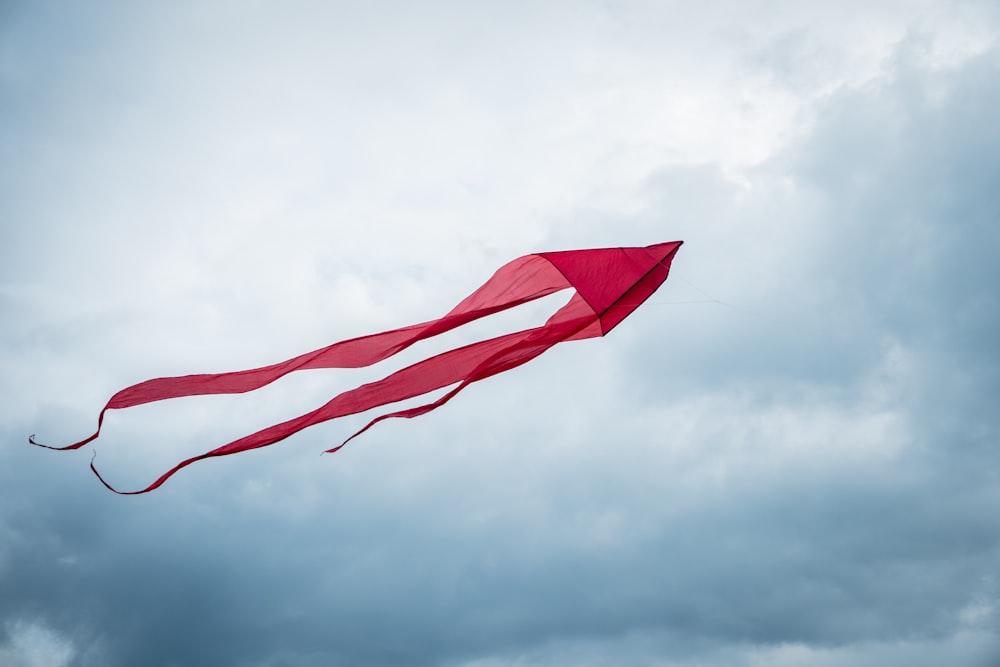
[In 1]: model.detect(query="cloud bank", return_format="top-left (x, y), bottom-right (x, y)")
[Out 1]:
top-left (2, 2), bottom-right (998, 665)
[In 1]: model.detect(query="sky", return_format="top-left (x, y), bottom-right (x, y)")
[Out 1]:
top-left (1, 1), bottom-right (999, 665)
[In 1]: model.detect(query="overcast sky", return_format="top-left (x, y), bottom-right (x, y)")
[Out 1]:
top-left (2, 1), bottom-right (999, 666)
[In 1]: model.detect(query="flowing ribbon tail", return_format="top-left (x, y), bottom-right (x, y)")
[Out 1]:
top-left (92, 295), bottom-right (600, 494)
top-left (91, 447), bottom-right (222, 495)
top-left (29, 254), bottom-right (571, 451)
top-left (333, 305), bottom-right (599, 452)
top-left (29, 409), bottom-right (109, 450)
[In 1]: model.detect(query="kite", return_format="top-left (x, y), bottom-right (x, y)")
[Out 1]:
top-left (31, 241), bottom-right (683, 494)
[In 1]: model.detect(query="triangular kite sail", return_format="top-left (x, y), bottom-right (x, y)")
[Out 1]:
top-left (31, 241), bottom-right (683, 494)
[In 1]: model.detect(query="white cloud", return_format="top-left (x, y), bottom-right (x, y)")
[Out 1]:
top-left (2, 2), bottom-right (998, 666)
top-left (0, 622), bottom-right (74, 667)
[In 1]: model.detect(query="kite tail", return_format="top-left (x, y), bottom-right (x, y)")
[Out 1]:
top-left (29, 408), bottom-right (108, 450)
top-left (29, 255), bottom-right (572, 453)
top-left (90, 296), bottom-right (598, 494)
top-left (331, 302), bottom-right (599, 452)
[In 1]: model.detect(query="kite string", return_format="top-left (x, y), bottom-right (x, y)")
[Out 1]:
top-left (675, 275), bottom-right (738, 309)
top-left (618, 277), bottom-right (737, 309)
top-left (621, 299), bottom-right (724, 306)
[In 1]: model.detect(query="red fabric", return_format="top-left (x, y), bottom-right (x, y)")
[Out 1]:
top-left (31, 241), bottom-right (682, 493)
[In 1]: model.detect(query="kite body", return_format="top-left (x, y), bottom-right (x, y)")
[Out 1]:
top-left (32, 241), bottom-right (683, 493)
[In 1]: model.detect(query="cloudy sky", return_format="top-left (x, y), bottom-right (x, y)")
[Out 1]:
top-left (2, 1), bottom-right (999, 665)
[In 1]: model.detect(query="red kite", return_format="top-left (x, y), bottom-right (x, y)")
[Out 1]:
top-left (31, 241), bottom-right (682, 493)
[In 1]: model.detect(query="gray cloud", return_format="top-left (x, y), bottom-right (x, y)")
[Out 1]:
top-left (2, 3), bottom-right (999, 667)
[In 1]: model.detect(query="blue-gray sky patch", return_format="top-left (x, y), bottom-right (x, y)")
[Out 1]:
top-left (2, 2), bottom-right (998, 666)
